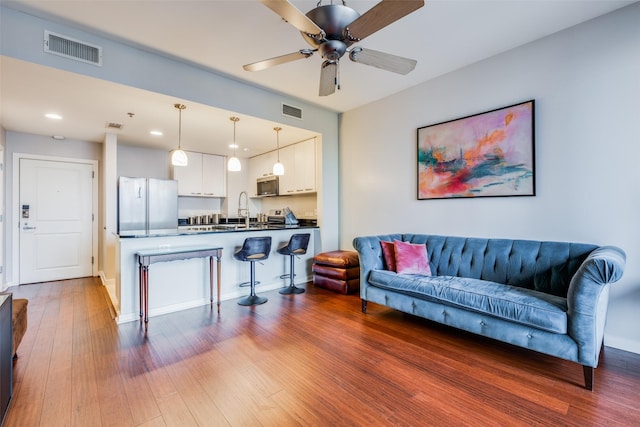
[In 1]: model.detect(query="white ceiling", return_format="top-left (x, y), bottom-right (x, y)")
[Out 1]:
top-left (0, 0), bottom-right (635, 157)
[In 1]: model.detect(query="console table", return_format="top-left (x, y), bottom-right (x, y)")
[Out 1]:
top-left (136, 246), bottom-right (222, 331)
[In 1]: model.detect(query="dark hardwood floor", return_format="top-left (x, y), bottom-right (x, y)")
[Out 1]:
top-left (4, 277), bottom-right (640, 426)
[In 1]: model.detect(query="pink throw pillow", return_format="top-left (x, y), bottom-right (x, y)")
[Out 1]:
top-left (380, 240), bottom-right (396, 272)
top-left (394, 239), bottom-right (432, 275)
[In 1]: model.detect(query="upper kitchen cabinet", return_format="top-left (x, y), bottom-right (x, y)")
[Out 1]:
top-left (172, 151), bottom-right (226, 197)
top-left (248, 151), bottom-right (278, 195)
top-left (279, 139), bottom-right (316, 195)
top-left (277, 146), bottom-right (295, 195)
top-left (249, 151), bottom-right (278, 179)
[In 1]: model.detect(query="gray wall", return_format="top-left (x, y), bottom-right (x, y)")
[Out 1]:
top-left (339, 3), bottom-right (640, 352)
top-left (117, 144), bottom-right (172, 179)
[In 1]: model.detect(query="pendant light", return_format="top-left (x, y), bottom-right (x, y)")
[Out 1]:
top-left (272, 126), bottom-right (284, 176)
top-left (228, 116), bottom-right (241, 172)
top-left (170, 103), bottom-right (188, 166)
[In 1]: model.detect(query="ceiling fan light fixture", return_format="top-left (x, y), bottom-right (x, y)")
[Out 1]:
top-left (228, 116), bottom-right (242, 172)
top-left (318, 40), bottom-right (347, 61)
top-left (171, 103), bottom-right (188, 167)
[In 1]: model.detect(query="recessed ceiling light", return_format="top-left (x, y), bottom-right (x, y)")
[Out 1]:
top-left (52, 135), bottom-right (65, 140)
top-left (150, 130), bottom-right (163, 136)
top-left (229, 143), bottom-right (238, 149)
top-left (45, 113), bottom-right (63, 120)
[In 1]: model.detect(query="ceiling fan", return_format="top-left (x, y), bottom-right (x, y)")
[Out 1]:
top-left (243, 0), bottom-right (425, 96)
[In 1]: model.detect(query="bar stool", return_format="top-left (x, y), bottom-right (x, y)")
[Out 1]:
top-left (277, 233), bottom-right (311, 295)
top-left (234, 236), bottom-right (272, 306)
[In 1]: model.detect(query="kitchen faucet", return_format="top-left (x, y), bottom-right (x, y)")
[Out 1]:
top-left (238, 191), bottom-right (250, 227)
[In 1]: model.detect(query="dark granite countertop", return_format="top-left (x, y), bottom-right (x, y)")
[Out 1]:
top-left (117, 224), bottom-right (318, 238)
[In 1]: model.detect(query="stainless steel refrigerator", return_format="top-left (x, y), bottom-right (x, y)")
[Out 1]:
top-left (118, 177), bottom-right (178, 235)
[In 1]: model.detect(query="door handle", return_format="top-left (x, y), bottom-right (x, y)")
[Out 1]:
top-left (23, 226), bottom-right (36, 230)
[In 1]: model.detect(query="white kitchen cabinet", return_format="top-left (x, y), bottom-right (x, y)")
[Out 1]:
top-left (202, 153), bottom-right (226, 197)
top-left (254, 151), bottom-right (278, 179)
top-left (279, 139), bottom-right (316, 195)
top-left (248, 151), bottom-right (278, 195)
top-left (277, 145), bottom-right (296, 195)
top-left (173, 151), bottom-right (202, 196)
top-left (247, 141), bottom-right (315, 196)
top-left (295, 138), bottom-right (316, 193)
top-left (173, 151), bottom-right (226, 197)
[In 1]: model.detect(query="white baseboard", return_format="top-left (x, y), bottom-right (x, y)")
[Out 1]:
top-left (117, 298), bottom-right (212, 324)
top-left (605, 335), bottom-right (640, 355)
top-left (115, 278), bottom-right (312, 324)
top-left (98, 270), bottom-right (119, 317)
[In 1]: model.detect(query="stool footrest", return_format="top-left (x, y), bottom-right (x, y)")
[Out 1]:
top-left (239, 280), bottom-right (260, 288)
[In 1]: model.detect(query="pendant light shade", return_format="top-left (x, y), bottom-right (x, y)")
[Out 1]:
top-left (171, 104), bottom-right (188, 166)
top-left (171, 149), bottom-right (188, 166)
top-left (272, 126), bottom-right (284, 176)
top-left (228, 116), bottom-right (241, 172)
top-left (273, 161), bottom-right (285, 176)
top-left (228, 156), bottom-right (241, 172)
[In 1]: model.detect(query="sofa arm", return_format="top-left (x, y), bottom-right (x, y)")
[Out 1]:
top-left (353, 235), bottom-right (401, 299)
top-left (353, 236), bottom-right (384, 299)
top-left (567, 246), bottom-right (626, 365)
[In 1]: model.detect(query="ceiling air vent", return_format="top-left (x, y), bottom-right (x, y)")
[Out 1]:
top-left (281, 103), bottom-right (303, 120)
top-left (44, 30), bottom-right (103, 66)
top-left (106, 122), bottom-right (124, 130)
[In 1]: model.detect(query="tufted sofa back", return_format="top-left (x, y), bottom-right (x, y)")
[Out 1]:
top-left (398, 235), bottom-right (597, 297)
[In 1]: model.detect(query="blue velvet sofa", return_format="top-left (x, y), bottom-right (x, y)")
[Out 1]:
top-left (352, 234), bottom-right (626, 390)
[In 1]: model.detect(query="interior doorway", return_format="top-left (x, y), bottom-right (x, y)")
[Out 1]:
top-left (14, 155), bottom-right (98, 284)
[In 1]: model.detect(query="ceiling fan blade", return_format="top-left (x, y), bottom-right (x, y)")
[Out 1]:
top-left (344, 0), bottom-right (424, 43)
top-left (243, 49), bottom-right (314, 72)
top-left (349, 47), bottom-right (417, 75)
top-left (260, 0), bottom-right (325, 38)
top-left (319, 60), bottom-right (338, 96)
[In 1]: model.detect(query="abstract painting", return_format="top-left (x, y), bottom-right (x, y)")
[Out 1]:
top-left (417, 100), bottom-right (535, 200)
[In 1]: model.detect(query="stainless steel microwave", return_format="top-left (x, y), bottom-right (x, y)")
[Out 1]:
top-left (257, 176), bottom-right (278, 196)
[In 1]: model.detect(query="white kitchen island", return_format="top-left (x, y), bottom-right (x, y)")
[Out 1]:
top-left (115, 226), bottom-right (319, 323)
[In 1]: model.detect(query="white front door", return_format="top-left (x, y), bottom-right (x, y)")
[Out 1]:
top-left (19, 158), bottom-right (94, 284)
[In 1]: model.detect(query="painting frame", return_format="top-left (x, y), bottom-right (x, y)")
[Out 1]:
top-left (417, 100), bottom-right (535, 200)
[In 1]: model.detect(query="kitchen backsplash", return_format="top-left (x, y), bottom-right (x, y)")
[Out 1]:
top-left (178, 192), bottom-right (317, 220)
top-left (261, 193), bottom-right (317, 219)
top-left (178, 195), bottom-right (222, 218)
